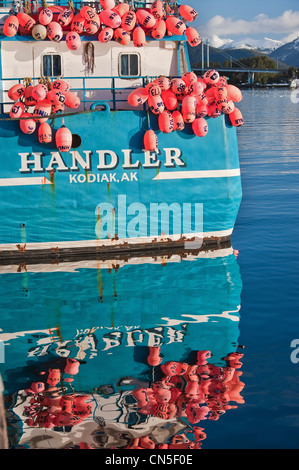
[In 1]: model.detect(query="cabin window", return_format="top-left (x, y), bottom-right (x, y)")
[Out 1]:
top-left (42, 54), bottom-right (62, 77)
top-left (119, 53), bottom-right (140, 77)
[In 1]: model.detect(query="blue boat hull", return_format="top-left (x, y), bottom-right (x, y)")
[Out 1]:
top-left (0, 106), bottom-right (242, 257)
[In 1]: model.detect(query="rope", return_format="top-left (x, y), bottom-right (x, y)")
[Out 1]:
top-left (0, 107), bottom-right (110, 121)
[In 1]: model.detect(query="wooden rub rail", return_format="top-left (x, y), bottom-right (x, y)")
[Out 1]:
top-left (0, 236), bottom-right (232, 265)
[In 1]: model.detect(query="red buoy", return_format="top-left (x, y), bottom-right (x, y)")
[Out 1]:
top-left (33, 99), bottom-right (52, 123)
top-left (179, 4), bottom-right (198, 22)
top-left (3, 16), bottom-right (19, 37)
top-left (161, 89), bottom-right (177, 110)
top-left (51, 80), bottom-right (69, 94)
top-left (185, 26), bottom-right (201, 47)
top-left (143, 129), bottom-right (158, 152)
top-left (57, 9), bottom-right (74, 27)
top-left (8, 83), bottom-right (25, 101)
top-left (165, 16), bottom-right (186, 35)
top-left (113, 3), bottom-right (130, 17)
top-left (9, 101), bottom-right (25, 118)
top-left (133, 26), bottom-right (146, 47)
top-left (71, 14), bottom-right (85, 33)
top-left (121, 10), bottom-right (136, 31)
top-left (158, 110), bottom-right (174, 133)
top-left (64, 91), bottom-right (80, 108)
top-left (151, 18), bottom-right (166, 39)
top-left (38, 122), bottom-right (52, 144)
top-left (150, 0), bottom-right (165, 19)
top-left (98, 27), bottom-right (114, 43)
top-left (148, 94), bottom-right (165, 114)
top-left (32, 84), bottom-right (48, 102)
top-left (20, 113), bottom-right (36, 134)
top-left (192, 117), bottom-right (208, 137)
top-left (172, 110), bottom-right (184, 131)
top-left (229, 107), bottom-right (244, 127)
top-left (100, 9), bottom-right (121, 28)
top-left (39, 8), bottom-right (53, 26)
top-left (17, 12), bottom-right (35, 31)
top-left (47, 22), bottom-right (63, 42)
top-left (136, 9), bottom-right (156, 29)
top-left (55, 126), bottom-right (72, 152)
top-left (66, 31), bottom-right (82, 50)
top-left (114, 27), bottom-right (130, 45)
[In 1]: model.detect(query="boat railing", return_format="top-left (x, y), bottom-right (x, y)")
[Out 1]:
top-left (0, 0), bottom-right (180, 12)
top-left (1, 74), bottom-right (179, 114)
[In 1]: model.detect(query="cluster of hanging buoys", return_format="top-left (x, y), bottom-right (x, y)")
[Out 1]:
top-left (126, 69), bottom-right (244, 150)
top-left (7, 78), bottom-right (80, 152)
top-left (3, 1), bottom-right (201, 50)
top-left (128, 346), bottom-right (245, 449)
top-left (23, 358), bottom-right (93, 429)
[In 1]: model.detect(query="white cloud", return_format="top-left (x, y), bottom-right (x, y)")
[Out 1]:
top-left (200, 10), bottom-right (299, 38)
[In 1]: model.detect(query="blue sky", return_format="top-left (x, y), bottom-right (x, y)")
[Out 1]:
top-left (185, 0), bottom-right (299, 45)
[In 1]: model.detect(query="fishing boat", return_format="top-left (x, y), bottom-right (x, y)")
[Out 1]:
top-left (0, 0), bottom-right (243, 262)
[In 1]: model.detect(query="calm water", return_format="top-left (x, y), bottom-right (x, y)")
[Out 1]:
top-left (0, 87), bottom-right (299, 450)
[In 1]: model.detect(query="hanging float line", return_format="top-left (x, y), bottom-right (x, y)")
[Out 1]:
top-left (0, 106), bottom-right (111, 121)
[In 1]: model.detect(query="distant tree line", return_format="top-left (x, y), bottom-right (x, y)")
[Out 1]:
top-left (193, 55), bottom-right (297, 85)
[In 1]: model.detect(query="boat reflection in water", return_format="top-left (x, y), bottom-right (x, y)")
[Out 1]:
top-left (0, 246), bottom-right (244, 449)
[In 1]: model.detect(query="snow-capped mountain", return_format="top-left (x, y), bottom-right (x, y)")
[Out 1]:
top-left (218, 37), bottom-right (284, 53)
top-left (269, 36), bottom-right (299, 67)
top-left (207, 35), bottom-right (284, 53)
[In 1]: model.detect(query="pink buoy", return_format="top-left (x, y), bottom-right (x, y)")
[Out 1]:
top-left (113, 3), bottom-right (130, 17)
top-left (8, 83), bottom-right (25, 101)
top-left (71, 14), bottom-right (85, 33)
top-left (80, 6), bottom-right (97, 20)
top-left (51, 102), bottom-right (65, 114)
top-left (148, 94), bottom-right (164, 114)
top-left (196, 350), bottom-right (211, 365)
top-left (165, 16), bottom-right (186, 35)
top-left (204, 69), bottom-right (220, 86)
top-left (161, 89), bottom-right (177, 110)
top-left (38, 122), bottom-right (52, 144)
top-left (51, 79), bottom-right (69, 94)
top-left (154, 76), bottom-right (170, 91)
top-left (143, 129), bottom-right (158, 152)
top-left (85, 17), bottom-right (101, 35)
top-left (183, 112), bottom-right (195, 123)
top-left (56, 126), bottom-right (72, 152)
top-left (192, 117), bottom-right (208, 136)
top-left (57, 8), bottom-right (74, 27)
top-left (31, 382), bottom-right (45, 393)
top-left (24, 86), bottom-right (37, 107)
top-left (147, 346), bottom-right (162, 366)
top-left (136, 9), bottom-right (156, 29)
top-left (100, 9), bottom-right (121, 28)
top-left (121, 10), bottom-right (136, 31)
top-left (182, 95), bottom-right (197, 115)
top-left (179, 4), bottom-right (198, 22)
top-left (64, 358), bottom-right (80, 375)
top-left (146, 81), bottom-right (161, 97)
top-left (229, 107), bottom-right (244, 127)
top-left (98, 27), bottom-right (114, 43)
top-left (100, 0), bottom-right (115, 9)
top-left (151, 18), bottom-right (166, 39)
top-left (158, 110), bottom-right (174, 133)
top-left (133, 26), bottom-right (146, 47)
top-left (182, 71), bottom-right (197, 87)
top-left (47, 89), bottom-right (66, 105)
top-left (9, 101), bottom-right (25, 118)
top-left (170, 78), bottom-right (186, 95)
top-left (216, 98), bottom-right (235, 114)
top-left (127, 87), bottom-right (148, 107)
top-left (204, 87), bottom-right (216, 104)
top-left (196, 103), bottom-right (208, 118)
top-left (150, 0), bottom-right (165, 19)
top-left (226, 84), bottom-right (242, 103)
top-left (214, 86), bottom-right (227, 100)
top-left (185, 26), bottom-right (201, 47)
top-left (33, 99), bottom-right (52, 123)
top-left (31, 83), bottom-right (48, 102)
top-left (64, 91), bottom-right (80, 108)
top-left (114, 27), bottom-right (130, 45)
top-left (172, 110), bottom-right (184, 131)
top-left (188, 81), bottom-right (205, 97)
top-left (66, 31), bottom-right (81, 50)
top-left (47, 22), bottom-right (63, 42)
top-left (47, 368), bottom-right (61, 386)
top-left (3, 15), bottom-right (19, 37)
top-left (218, 76), bottom-right (228, 87)
top-left (17, 12), bottom-right (35, 31)
top-left (39, 8), bottom-right (53, 26)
